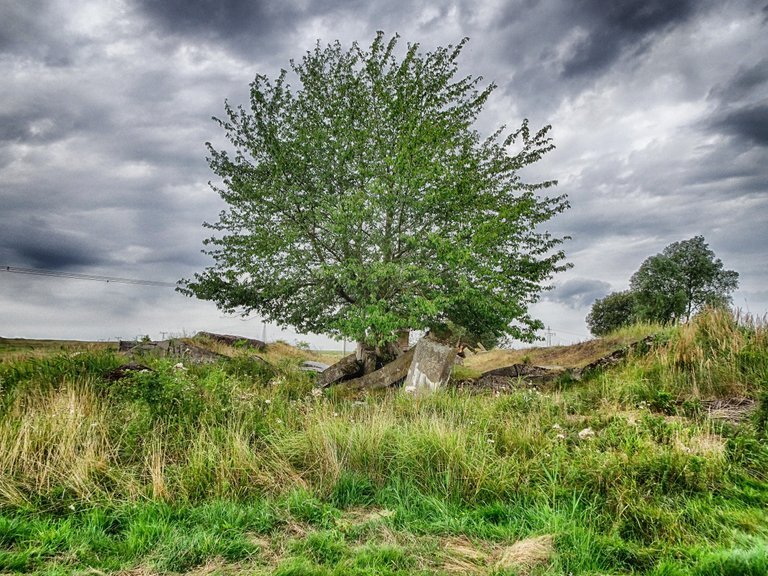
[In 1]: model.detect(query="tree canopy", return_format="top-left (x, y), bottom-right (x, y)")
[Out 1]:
top-left (585, 235), bottom-right (739, 335)
top-left (630, 236), bottom-right (739, 323)
top-left (585, 291), bottom-right (637, 336)
top-left (181, 32), bottom-right (569, 351)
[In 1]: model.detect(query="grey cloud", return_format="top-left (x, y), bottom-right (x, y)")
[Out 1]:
top-left (0, 0), bottom-right (78, 65)
top-left (0, 111), bottom-right (85, 145)
top-left (710, 59), bottom-right (768, 105)
top-left (544, 277), bottom-right (611, 308)
top-left (0, 224), bottom-right (109, 270)
top-left (135, 0), bottom-right (286, 37)
top-left (561, 0), bottom-right (697, 78)
top-left (713, 102), bottom-right (768, 146)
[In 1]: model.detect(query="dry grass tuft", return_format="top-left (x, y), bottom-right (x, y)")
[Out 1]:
top-left (340, 507), bottom-right (395, 525)
top-left (440, 536), bottom-right (489, 573)
top-left (495, 534), bottom-right (555, 574)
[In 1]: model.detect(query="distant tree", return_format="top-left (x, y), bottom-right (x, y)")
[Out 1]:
top-left (180, 32), bottom-right (569, 369)
top-left (586, 291), bottom-right (637, 336)
top-left (630, 236), bottom-right (739, 323)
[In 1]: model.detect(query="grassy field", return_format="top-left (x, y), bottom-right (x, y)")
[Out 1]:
top-left (1, 308), bottom-right (767, 575)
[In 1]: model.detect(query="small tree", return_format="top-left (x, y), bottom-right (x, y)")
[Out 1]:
top-left (630, 236), bottom-right (739, 323)
top-left (586, 291), bottom-right (637, 336)
top-left (180, 33), bottom-right (569, 368)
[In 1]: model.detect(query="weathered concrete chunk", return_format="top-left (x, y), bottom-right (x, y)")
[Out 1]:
top-left (196, 331), bottom-right (266, 351)
top-left (120, 339), bottom-right (226, 363)
top-left (404, 339), bottom-right (456, 393)
top-left (318, 353), bottom-right (362, 388)
top-left (338, 348), bottom-right (415, 390)
top-left (300, 360), bottom-right (331, 373)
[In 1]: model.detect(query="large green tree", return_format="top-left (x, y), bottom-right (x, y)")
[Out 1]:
top-left (180, 33), bottom-right (569, 362)
top-left (630, 236), bottom-right (739, 323)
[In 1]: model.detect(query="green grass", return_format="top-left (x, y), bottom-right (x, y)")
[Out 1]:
top-left (1, 308), bottom-right (767, 574)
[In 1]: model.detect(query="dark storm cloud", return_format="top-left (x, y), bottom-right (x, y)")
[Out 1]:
top-left (134, 0), bottom-right (317, 56)
top-left (133, 0), bottom-right (448, 61)
top-left (544, 278), bottom-right (611, 309)
top-left (0, 223), bottom-right (109, 270)
top-left (561, 0), bottom-right (697, 78)
top-left (713, 102), bottom-right (768, 147)
top-left (136, 0), bottom-right (293, 37)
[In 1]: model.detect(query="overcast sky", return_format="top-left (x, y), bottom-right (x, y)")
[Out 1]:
top-left (1, 0), bottom-right (766, 348)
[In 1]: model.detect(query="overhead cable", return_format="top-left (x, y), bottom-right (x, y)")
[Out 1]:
top-left (1, 265), bottom-right (177, 288)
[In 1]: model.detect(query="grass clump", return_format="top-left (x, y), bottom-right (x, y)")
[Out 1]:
top-left (1, 310), bottom-right (767, 574)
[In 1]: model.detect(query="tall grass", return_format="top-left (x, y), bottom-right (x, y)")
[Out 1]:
top-left (1, 313), bottom-right (767, 574)
top-left (594, 308), bottom-right (768, 404)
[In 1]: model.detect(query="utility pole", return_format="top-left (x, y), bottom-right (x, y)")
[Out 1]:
top-left (261, 322), bottom-right (267, 342)
top-left (545, 326), bottom-right (554, 347)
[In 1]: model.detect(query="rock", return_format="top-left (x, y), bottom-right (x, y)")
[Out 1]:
top-left (578, 335), bottom-right (656, 377)
top-left (196, 331), bottom-right (266, 351)
top-left (317, 353), bottom-right (363, 388)
top-left (338, 348), bottom-right (415, 391)
top-left (120, 339), bottom-right (226, 363)
top-left (472, 363), bottom-right (570, 389)
top-left (118, 340), bottom-right (137, 352)
top-left (404, 339), bottom-right (456, 393)
top-left (300, 360), bottom-right (331, 373)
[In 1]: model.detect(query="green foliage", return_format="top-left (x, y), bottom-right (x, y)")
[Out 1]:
top-left (586, 290), bottom-right (638, 336)
top-left (630, 235), bottom-right (739, 323)
top-left (180, 32), bottom-right (569, 348)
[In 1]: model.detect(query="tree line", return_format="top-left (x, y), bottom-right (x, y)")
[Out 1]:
top-left (586, 236), bottom-right (739, 336)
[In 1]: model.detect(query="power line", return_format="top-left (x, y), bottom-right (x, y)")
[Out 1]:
top-left (1, 265), bottom-right (177, 288)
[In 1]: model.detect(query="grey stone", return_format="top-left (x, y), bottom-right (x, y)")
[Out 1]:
top-left (300, 360), bottom-right (331, 373)
top-left (404, 339), bottom-right (456, 393)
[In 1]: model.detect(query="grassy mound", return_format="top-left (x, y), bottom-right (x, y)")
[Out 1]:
top-left (0, 309), bottom-right (767, 574)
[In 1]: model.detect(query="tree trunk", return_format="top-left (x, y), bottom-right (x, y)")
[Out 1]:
top-left (356, 342), bottom-right (377, 375)
top-left (396, 329), bottom-right (410, 352)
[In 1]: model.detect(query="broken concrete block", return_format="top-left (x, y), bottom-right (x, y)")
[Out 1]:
top-left (404, 339), bottom-right (456, 393)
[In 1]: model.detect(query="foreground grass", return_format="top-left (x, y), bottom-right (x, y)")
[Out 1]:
top-left (1, 309), bottom-right (767, 574)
